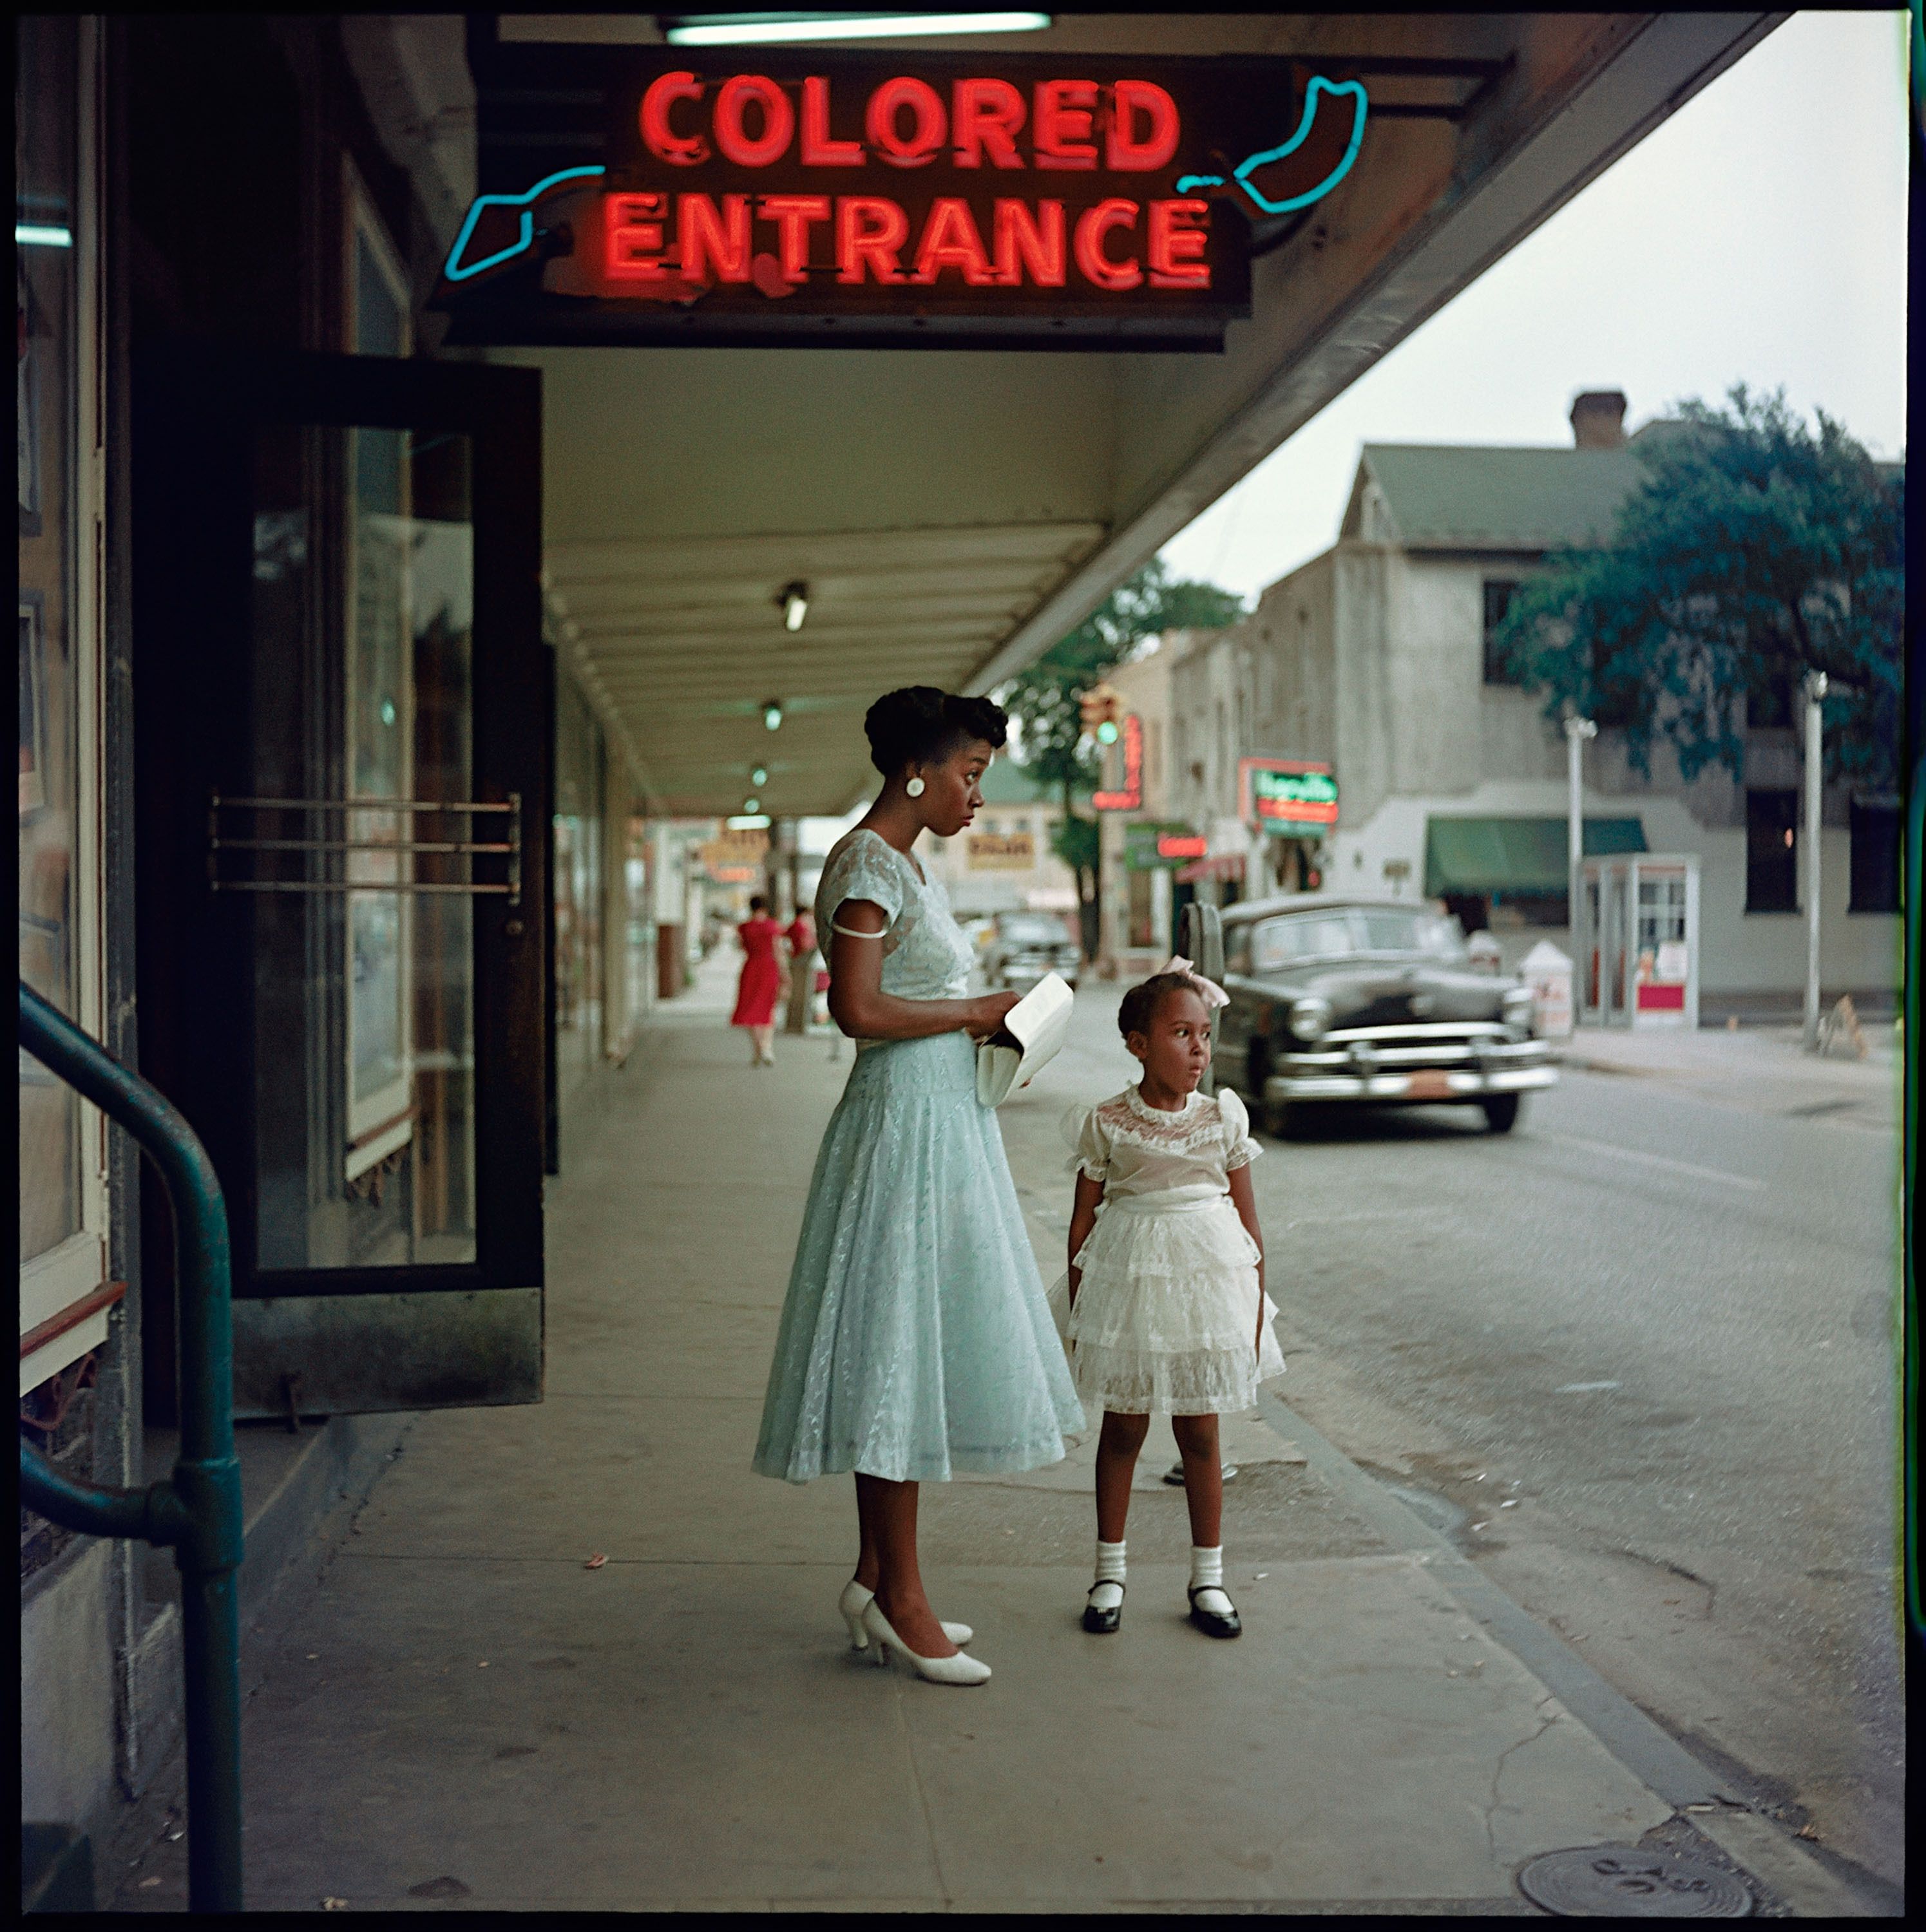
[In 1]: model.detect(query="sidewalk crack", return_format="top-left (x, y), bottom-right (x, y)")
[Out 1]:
top-left (893, 1680), bottom-right (953, 1906)
top-left (1482, 1692), bottom-right (1559, 1865)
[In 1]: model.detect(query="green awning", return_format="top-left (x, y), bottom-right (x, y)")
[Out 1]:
top-left (1424, 817), bottom-right (1646, 896)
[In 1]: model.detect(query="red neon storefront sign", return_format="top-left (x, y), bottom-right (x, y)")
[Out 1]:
top-left (434, 50), bottom-right (1358, 348)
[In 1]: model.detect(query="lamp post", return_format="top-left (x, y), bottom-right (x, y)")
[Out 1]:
top-left (1803, 670), bottom-right (1829, 1050)
top-left (1564, 712), bottom-right (1597, 1026)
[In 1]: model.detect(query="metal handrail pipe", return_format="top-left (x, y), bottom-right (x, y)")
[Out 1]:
top-left (17, 981), bottom-right (243, 1913)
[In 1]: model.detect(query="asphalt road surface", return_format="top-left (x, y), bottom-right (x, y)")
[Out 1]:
top-left (1003, 984), bottom-right (1903, 1893)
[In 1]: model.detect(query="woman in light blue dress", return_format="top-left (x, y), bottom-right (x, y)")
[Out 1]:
top-left (754, 687), bottom-right (1083, 1685)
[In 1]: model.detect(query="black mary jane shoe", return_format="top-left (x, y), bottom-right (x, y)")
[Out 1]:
top-left (1082, 1583), bottom-right (1125, 1634)
top-left (1187, 1584), bottom-right (1242, 1639)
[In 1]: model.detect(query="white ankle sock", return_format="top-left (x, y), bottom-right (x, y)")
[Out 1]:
top-left (1090, 1539), bottom-right (1126, 1611)
top-left (1190, 1545), bottom-right (1232, 1613)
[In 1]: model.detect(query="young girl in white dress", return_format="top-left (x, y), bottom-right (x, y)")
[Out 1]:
top-left (1049, 962), bottom-right (1286, 1639)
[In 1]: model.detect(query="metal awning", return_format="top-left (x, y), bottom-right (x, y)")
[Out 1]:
top-left (1425, 817), bottom-right (1646, 897)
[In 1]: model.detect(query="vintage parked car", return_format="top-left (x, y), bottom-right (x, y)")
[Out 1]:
top-left (1212, 895), bottom-right (1556, 1135)
top-left (984, 910), bottom-right (1082, 992)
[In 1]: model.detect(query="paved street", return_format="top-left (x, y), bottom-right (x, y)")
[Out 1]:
top-left (1001, 983), bottom-right (1905, 1893)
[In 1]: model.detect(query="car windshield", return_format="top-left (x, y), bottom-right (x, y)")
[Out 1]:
top-left (1250, 906), bottom-right (1465, 968)
top-left (1254, 913), bottom-right (1355, 968)
top-left (999, 916), bottom-right (1069, 945)
top-left (1353, 908), bottom-right (1465, 958)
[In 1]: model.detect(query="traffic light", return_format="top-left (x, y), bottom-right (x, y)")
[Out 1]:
top-left (1079, 683), bottom-right (1122, 744)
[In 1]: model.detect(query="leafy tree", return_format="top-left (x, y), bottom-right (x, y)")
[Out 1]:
top-left (998, 558), bottom-right (1244, 954)
top-left (1493, 385), bottom-right (1903, 790)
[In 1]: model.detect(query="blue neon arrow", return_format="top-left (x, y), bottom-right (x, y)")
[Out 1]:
top-left (443, 166), bottom-right (607, 283)
top-left (1177, 77), bottom-right (1369, 216)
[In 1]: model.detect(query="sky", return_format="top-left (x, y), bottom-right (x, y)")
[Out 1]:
top-left (1158, 10), bottom-right (1911, 606)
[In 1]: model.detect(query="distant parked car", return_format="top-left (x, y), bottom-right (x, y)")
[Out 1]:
top-left (1214, 895), bottom-right (1556, 1136)
top-left (985, 911), bottom-right (1082, 992)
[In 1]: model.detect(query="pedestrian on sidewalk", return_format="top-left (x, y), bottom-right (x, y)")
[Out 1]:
top-left (752, 687), bottom-right (1084, 1687)
top-left (1049, 964), bottom-right (1284, 1640)
top-left (730, 894), bottom-right (786, 1065)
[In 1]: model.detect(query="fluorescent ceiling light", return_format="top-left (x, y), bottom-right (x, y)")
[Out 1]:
top-left (763, 701), bottom-right (785, 731)
top-left (15, 224), bottom-right (73, 247)
top-left (780, 582), bottom-right (809, 632)
top-left (665, 14), bottom-right (1051, 48)
top-left (729, 813), bottom-right (772, 829)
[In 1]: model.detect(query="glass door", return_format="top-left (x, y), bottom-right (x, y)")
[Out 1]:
top-left (134, 346), bottom-right (546, 1419)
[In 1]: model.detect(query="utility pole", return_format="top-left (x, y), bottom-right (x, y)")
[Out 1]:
top-left (1803, 670), bottom-right (1828, 1050)
top-left (1564, 712), bottom-right (1597, 1026)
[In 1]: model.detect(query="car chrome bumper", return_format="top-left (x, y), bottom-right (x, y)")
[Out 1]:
top-left (1264, 1043), bottom-right (1558, 1104)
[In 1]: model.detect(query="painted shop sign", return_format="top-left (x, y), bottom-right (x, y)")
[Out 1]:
top-left (1092, 712), bottom-right (1145, 811)
top-left (967, 829), bottom-right (1036, 871)
top-left (1239, 757), bottom-right (1338, 835)
top-left (434, 51), bottom-right (1368, 349)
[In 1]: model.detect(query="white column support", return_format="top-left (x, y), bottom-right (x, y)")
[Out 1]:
top-left (1802, 672), bottom-right (1828, 1050)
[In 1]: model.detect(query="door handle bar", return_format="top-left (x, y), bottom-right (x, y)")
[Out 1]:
top-left (17, 981), bottom-right (244, 1914)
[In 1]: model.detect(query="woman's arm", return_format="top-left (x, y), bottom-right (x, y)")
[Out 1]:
top-left (826, 898), bottom-right (1018, 1041)
top-left (1066, 1172), bottom-right (1105, 1307)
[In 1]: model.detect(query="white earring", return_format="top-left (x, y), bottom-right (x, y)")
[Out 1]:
top-left (905, 776), bottom-right (926, 798)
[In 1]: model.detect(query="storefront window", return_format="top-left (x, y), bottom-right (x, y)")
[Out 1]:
top-left (248, 423), bottom-right (479, 1270)
top-left (553, 676), bottom-right (604, 1094)
top-left (17, 15), bottom-right (82, 1266)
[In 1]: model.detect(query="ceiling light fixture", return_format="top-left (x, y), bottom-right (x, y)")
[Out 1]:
top-left (778, 581), bottom-right (810, 632)
top-left (763, 700), bottom-right (784, 732)
top-left (15, 224), bottom-right (73, 248)
top-left (729, 813), bottom-right (772, 830)
top-left (663, 14), bottom-right (1051, 48)
top-left (744, 796), bottom-right (761, 814)
top-left (750, 766), bottom-right (769, 788)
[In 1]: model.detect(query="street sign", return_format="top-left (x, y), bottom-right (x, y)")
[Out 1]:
top-left (435, 41), bottom-right (1373, 349)
top-left (1239, 757), bottom-right (1337, 835)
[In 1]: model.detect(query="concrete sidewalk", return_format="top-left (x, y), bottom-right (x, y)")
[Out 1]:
top-left (1554, 1016), bottom-right (1902, 1135)
top-left (108, 952), bottom-right (1878, 1912)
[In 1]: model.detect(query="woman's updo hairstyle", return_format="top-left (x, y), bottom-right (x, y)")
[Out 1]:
top-left (864, 686), bottom-right (1008, 779)
top-left (1118, 971), bottom-right (1205, 1042)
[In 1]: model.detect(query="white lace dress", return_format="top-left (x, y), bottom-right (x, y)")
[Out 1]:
top-left (1046, 1086), bottom-right (1286, 1416)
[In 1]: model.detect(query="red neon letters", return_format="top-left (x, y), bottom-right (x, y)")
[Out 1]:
top-left (639, 71), bottom-right (1184, 176)
top-left (620, 70), bottom-right (1212, 299)
top-left (607, 192), bottom-right (1199, 292)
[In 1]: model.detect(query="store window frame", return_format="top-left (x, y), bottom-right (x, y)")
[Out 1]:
top-left (18, 14), bottom-right (112, 1394)
top-left (345, 156), bottom-right (412, 360)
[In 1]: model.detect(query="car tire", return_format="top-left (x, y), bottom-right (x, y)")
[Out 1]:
top-left (1481, 1094), bottom-right (1522, 1133)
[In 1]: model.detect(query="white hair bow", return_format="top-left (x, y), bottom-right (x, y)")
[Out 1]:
top-left (1162, 954), bottom-right (1230, 1010)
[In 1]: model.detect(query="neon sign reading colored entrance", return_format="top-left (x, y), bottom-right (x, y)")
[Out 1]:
top-left (435, 51), bottom-right (1368, 348)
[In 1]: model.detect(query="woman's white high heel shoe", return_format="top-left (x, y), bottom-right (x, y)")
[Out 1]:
top-left (839, 1580), bottom-right (971, 1651)
top-left (859, 1600), bottom-right (991, 1685)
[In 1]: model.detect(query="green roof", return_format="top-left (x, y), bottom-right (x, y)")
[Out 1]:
top-left (1360, 445), bottom-right (1650, 552)
top-left (1425, 816), bottom-right (1647, 897)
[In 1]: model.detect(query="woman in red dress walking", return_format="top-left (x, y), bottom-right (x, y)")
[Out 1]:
top-left (732, 895), bottom-right (787, 1066)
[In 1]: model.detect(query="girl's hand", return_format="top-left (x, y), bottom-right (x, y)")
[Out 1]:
top-left (965, 990), bottom-right (1023, 1039)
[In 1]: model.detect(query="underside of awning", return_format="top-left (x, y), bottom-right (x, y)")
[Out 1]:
top-left (1424, 817), bottom-right (1647, 898)
top-left (486, 12), bottom-right (1780, 817)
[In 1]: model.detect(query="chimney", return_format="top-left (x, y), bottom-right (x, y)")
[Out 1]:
top-left (1570, 390), bottom-right (1628, 450)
